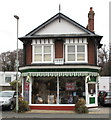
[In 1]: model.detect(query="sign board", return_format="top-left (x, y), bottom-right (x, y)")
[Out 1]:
top-left (66, 82), bottom-right (75, 91)
top-left (24, 82), bottom-right (29, 91)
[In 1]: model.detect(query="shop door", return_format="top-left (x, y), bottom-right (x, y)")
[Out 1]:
top-left (85, 77), bottom-right (98, 107)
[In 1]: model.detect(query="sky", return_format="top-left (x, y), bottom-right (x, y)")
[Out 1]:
top-left (0, 0), bottom-right (110, 53)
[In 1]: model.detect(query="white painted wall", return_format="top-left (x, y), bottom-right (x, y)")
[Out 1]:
top-left (98, 77), bottom-right (111, 91)
top-left (0, 71), bottom-right (20, 86)
top-left (35, 18), bottom-right (87, 35)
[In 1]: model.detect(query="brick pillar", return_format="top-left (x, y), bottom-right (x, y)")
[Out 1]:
top-left (87, 7), bottom-right (95, 32)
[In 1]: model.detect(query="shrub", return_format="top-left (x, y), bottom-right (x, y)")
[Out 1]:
top-left (18, 100), bottom-right (30, 112)
top-left (14, 96), bottom-right (30, 112)
top-left (75, 97), bottom-right (89, 113)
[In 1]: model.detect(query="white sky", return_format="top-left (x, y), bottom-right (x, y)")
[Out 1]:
top-left (0, 0), bottom-right (110, 53)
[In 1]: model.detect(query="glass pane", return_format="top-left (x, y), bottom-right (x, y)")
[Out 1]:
top-left (44, 46), bottom-right (51, 53)
top-left (44, 54), bottom-right (51, 61)
top-left (77, 45), bottom-right (85, 52)
top-left (34, 54), bottom-right (42, 61)
top-left (34, 46), bottom-right (42, 53)
top-left (68, 54), bottom-right (75, 61)
top-left (88, 84), bottom-right (95, 94)
top-left (77, 54), bottom-right (85, 61)
top-left (32, 77), bottom-right (57, 104)
top-left (5, 77), bottom-right (11, 83)
top-left (68, 46), bottom-right (75, 52)
top-left (59, 77), bottom-right (85, 104)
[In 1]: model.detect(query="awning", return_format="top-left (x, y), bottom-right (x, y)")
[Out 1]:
top-left (21, 72), bottom-right (99, 77)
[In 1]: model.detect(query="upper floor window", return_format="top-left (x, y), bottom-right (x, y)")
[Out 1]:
top-left (65, 38), bottom-right (87, 63)
top-left (32, 39), bottom-right (53, 63)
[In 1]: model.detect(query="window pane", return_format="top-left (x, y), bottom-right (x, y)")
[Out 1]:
top-left (68, 54), bottom-right (75, 61)
top-left (5, 77), bottom-right (11, 83)
top-left (44, 46), bottom-right (51, 53)
top-left (34, 46), bottom-right (42, 53)
top-left (44, 54), bottom-right (51, 61)
top-left (77, 45), bottom-right (85, 52)
top-left (34, 54), bottom-right (42, 61)
top-left (77, 54), bottom-right (85, 61)
top-left (68, 46), bottom-right (75, 52)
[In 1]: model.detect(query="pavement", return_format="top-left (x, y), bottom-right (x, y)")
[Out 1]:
top-left (25, 107), bottom-right (110, 114)
top-left (1, 107), bottom-right (110, 119)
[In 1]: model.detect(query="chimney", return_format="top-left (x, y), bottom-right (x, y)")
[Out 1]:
top-left (87, 7), bottom-right (95, 32)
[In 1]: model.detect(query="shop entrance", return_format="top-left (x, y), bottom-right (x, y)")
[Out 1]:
top-left (85, 76), bottom-right (98, 107)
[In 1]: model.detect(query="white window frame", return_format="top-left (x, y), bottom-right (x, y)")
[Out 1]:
top-left (32, 44), bottom-right (53, 64)
top-left (65, 43), bottom-right (88, 63)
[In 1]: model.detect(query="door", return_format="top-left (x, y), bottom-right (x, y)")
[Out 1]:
top-left (85, 76), bottom-right (98, 107)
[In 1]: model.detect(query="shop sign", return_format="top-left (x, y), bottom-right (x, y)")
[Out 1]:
top-left (24, 82), bottom-right (29, 91)
top-left (66, 82), bottom-right (75, 91)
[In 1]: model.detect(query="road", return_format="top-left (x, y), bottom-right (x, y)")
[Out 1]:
top-left (1, 118), bottom-right (110, 120)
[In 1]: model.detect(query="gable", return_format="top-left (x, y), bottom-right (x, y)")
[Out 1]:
top-left (26, 13), bottom-right (95, 37)
top-left (34, 18), bottom-right (87, 35)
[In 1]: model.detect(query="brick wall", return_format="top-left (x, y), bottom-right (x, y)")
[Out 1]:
top-left (24, 39), bottom-right (97, 65)
top-left (88, 39), bottom-right (96, 65)
top-left (26, 42), bottom-right (32, 65)
top-left (55, 40), bottom-right (63, 58)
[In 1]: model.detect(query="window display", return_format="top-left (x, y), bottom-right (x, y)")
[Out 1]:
top-left (59, 77), bottom-right (85, 104)
top-left (32, 77), bottom-right (57, 104)
top-left (31, 76), bottom-right (85, 104)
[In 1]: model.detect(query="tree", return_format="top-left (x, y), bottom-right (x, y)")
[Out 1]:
top-left (0, 49), bottom-right (23, 71)
top-left (98, 44), bottom-right (111, 76)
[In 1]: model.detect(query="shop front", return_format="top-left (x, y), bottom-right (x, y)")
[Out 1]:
top-left (20, 66), bottom-right (99, 110)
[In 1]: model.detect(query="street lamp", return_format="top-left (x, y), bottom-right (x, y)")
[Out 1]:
top-left (14, 15), bottom-right (19, 113)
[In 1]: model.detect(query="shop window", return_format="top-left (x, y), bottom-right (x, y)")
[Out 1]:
top-left (59, 77), bottom-right (85, 104)
top-left (31, 77), bottom-right (85, 104)
top-left (32, 77), bottom-right (57, 104)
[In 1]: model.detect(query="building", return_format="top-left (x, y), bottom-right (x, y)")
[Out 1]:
top-left (0, 71), bottom-right (20, 90)
top-left (19, 7), bottom-right (102, 110)
top-left (98, 77), bottom-right (111, 91)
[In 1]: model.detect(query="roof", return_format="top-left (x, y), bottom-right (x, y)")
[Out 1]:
top-left (19, 12), bottom-right (102, 47)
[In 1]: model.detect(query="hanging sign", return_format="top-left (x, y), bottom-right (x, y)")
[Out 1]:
top-left (24, 81), bottom-right (29, 91)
